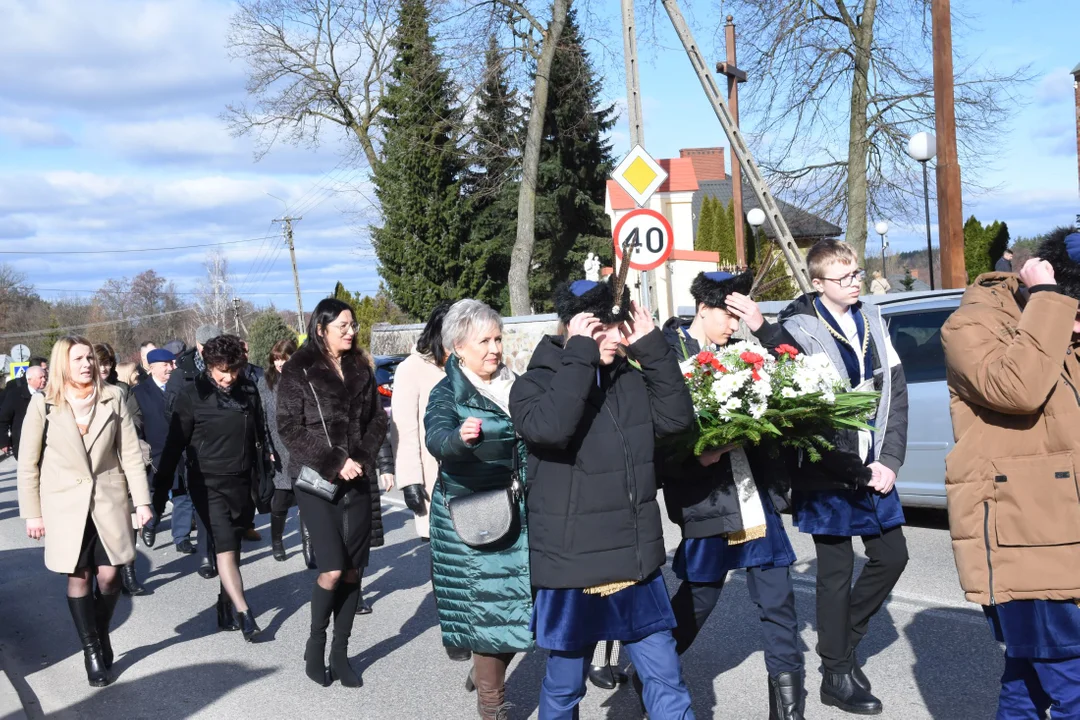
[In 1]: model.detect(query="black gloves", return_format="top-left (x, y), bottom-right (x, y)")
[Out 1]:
top-left (402, 484), bottom-right (429, 516)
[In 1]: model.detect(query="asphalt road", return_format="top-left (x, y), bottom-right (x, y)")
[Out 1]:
top-left (0, 456), bottom-right (1005, 719)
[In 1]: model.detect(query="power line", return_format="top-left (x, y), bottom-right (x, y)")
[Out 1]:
top-left (0, 235), bottom-right (275, 256)
top-left (31, 287), bottom-right (332, 297)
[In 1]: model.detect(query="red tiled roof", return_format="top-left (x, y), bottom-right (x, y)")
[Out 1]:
top-left (657, 158), bottom-right (698, 193)
top-left (680, 147), bottom-right (726, 182)
top-left (607, 180), bottom-right (635, 211)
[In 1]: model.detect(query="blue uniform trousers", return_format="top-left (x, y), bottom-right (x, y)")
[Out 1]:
top-left (670, 565), bottom-right (802, 675)
top-left (997, 655), bottom-right (1080, 719)
top-left (539, 629), bottom-right (694, 720)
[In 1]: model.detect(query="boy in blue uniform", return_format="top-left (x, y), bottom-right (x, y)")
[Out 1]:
top-left (759, 239), bottom-right (909, 715)
top-left (659, 271), bottom-right (804, 720)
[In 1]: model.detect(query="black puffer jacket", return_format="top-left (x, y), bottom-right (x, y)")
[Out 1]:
top-left (657, 317), bottom-right (791, 539)
top-left (157, 373), bottom-right (266, 485)
top-left (509, 329), bottom-right (694, 590)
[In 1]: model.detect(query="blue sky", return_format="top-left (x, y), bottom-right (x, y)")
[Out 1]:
top-left (1, 0), bottom-right (1077, 317)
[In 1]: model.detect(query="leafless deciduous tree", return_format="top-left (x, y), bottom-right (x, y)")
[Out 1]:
top-left (92, 270), bottom-right (188, 357)
top-left (675, 0), bottom-right (1027, 260)
top-left (225, 0), bottom-right (398, 168)
top-left (465, 0), bottom-right (573, 316)
top-left (194, 251), bottom-right (235, 331)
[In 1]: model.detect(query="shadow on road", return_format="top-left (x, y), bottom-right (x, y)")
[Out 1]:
top-left (906, 606), bottom-right (1002, 719)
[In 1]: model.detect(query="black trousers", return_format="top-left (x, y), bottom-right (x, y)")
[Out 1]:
top-left (671, 565), bottom-right (803, 676)
top-left (812, 526), bottom-right (908, 673)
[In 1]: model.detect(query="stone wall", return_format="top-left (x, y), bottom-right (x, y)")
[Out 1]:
top-left (370, 314), bottom-right (560, 374)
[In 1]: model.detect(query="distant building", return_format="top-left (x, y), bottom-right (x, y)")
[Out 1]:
top-left (605, 146), bottom-right (841, 319)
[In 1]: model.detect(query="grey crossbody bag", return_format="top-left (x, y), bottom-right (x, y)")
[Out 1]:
top-left (293, 369), bottom-right (344, 503)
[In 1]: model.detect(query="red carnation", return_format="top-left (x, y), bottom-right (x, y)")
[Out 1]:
top-left (684, 373), bottom-right (693, 379)
top-left (710, 359), bottom-right (725, 372)
top-left (740, 351), bottom-right (765, 366)
top-left (752, 369), bottom-right (762, 382)
top-left (696, 351), bottom-right (714, 365)
top-left (776, 344), bottom-right (799, 359)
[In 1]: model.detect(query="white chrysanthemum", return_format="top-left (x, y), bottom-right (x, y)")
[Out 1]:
top-left (781, 387), bottom-right (797, 399)
top-left (753, 378), bottom-right (772, 399)
top-left (821, 390), bottom-right (836, 404)
top-left (722, 397), bottom-right (743, 414)
top-left (749, 402), bottom-right (767, 419)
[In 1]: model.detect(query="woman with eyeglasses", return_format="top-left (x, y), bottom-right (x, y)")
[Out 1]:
top-left (276, 298), bottom-right (388, 688)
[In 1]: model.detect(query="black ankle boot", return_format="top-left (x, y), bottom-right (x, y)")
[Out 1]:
top-left (235, 608), bottom-right (261, 642)
top-left (354, 581), bottom-right (372, 615)
top-left (270, 512), bottom-right (287, 562)
top-left (300, 519), bottom-right (316, 570)
top-left (68, 596), bottom-right (111, 687)
top-left (852, 664), bottom-right (871, 693)
top-left (821, 671), bottom-right (883, 715)
top-left (769, 671), bottom-right (806, 720)
top-left (198, 552), bottom-right (218, 579)
top-left (588, 664), bottom-right (617, 690)
top-left (93, 590), bottom-right (121, 669)
top-left (305, 584), bottom-right (335, 686)
top-left (217, 591), bottom-right (239, 631)
top-left (120, 564), bottom-right (144, 596)
top-left (329, 582), bottom-right (362, 687)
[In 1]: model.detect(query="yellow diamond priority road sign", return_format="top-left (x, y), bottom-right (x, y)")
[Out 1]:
top-left (611, 145), bottom-right (668, 208)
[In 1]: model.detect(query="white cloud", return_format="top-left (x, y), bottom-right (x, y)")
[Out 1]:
top-left (1033, 67), bottom-right (1075, 107)
top-left (0, 117), bottom-right (73, 147)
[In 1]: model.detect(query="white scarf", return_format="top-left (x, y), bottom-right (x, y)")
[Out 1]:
top-left (460, 363), bottom-right (516, 415)
top-left (726, 447), bottom-right (767, 545)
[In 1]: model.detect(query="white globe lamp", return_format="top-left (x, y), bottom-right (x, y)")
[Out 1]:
top-left (746, 208), bottom-right (766, 228)
top-left (906, 132), bottom-right (936, 162)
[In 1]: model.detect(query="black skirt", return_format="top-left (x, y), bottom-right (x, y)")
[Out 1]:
top-left (295, 482), bottom-right (372, 572)
top-left (189, 473), bottom-right (255, 554)
top-left (74, 516), bottom-right (114, 571)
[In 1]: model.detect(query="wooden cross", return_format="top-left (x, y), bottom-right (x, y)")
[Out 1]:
top-left (716, 16), bottom-right (748, 267)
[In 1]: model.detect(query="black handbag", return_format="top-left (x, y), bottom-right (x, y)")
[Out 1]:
top-left (442, 443), bottom-right (524, 549)
top-left (293, 370), bottom-right (344, 503)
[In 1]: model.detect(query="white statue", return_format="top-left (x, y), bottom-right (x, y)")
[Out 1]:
top-left (584, 252), bottom-right (601, 282)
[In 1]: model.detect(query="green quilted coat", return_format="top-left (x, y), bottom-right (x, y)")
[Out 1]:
top-left (424, 359), bottom-right (533, 653)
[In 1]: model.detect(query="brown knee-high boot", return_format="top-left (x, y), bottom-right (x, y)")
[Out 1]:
top-left (472, 652), bottom-right (514, 719)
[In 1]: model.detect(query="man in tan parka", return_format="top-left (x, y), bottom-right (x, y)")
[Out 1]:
top-left (941, 226), bottom-right (1080, 718)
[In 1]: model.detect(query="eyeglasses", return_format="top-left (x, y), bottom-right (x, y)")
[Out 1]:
top-left (820, 269), bottom-right (865, 288)
top-left (334, 322), bottom-right (360, 335)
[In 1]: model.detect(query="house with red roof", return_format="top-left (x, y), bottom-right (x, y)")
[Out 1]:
top-left (604, 147), bottom-right (841, 318)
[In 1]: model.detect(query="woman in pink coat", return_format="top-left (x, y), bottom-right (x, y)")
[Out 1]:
top-left (390, 302), bottom-right (472, 662)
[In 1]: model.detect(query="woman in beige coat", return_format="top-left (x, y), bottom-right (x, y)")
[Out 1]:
top-left (390, 302), bottom-right (470, 663)
top-left (17, 336), bottom-right (152, 689)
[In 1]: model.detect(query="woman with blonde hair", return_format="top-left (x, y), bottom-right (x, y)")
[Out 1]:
top-left (17, 336), bottom-right (152, 688)
top-left (116, 362), bottom-right (141, 388)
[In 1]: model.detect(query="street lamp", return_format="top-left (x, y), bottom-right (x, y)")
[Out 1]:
top-left (746, 208), bottom-right (766, 269)
top-left (907, 131), bottom-right (937, 290)
top-left (874, 221), bottom-right (889, 279)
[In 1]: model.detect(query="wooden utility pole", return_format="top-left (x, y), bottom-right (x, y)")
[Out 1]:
top-left (661, 0), bottom-right (812, 293)
top-left (273, 216), bottom-right (305, 333)
top-left (932, 0), bottom-right (966, 288)
top-left (232, 297), bottom-right (241, 335)
top-left (620, 0), bottom-right (655, 312)
top-left (717, 16), bottom-right (748, 267)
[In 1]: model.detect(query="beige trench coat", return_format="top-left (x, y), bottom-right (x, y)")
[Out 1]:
top-left (389, 352), bottom-right (445, 538)
top-left (17, 386), bottom-right (151, 574)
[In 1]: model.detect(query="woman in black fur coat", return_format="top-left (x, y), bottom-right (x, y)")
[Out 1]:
top-left (277, 298), bottom-right (388, 688)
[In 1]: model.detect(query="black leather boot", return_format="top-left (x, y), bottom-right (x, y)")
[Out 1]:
top-left (300, 519), bottom-right (317, 570)
top-left (68, 596), bottom-right (111, 687)
top-left (329, 582), bottom-right (362, 687)
top-left (270, 512), bottom-right (287, 562)
top-left (589, 664), bottom-right (617, 690)
top-left (93, 589), bottom-right (121, 669)
top-left (120, 564), bottom-right (144, 596)
top-left (306, 584), bottom-right (334, 686)
top-left (216, 590), bottom-right (239, 631)
top-left (769, 671), bottom-right (806, 720)
top-left (852, 664), bottom-right (872, 693)
top-left (821, 671), bottom-right (883, 715)
top-left (235, 608), bottom-right (261, 642)
top-left (354, 578), bottom-right (372, 615)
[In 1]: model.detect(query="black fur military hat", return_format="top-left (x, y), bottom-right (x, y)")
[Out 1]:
top-left (1036, 227), bottom-right (1080, 301)
top-left (553, 279), bottom-right (632, 325)
top-left (689, 270), bottom-right (754, 309)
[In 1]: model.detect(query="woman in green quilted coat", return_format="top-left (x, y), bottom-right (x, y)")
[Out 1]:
top-left (425, 299), bottom-right (532, 720)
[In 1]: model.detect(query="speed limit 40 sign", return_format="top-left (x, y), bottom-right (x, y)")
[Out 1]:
top-left (613, 208), bottom-right (674, 271)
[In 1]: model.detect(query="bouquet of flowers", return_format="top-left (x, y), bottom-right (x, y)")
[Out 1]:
top-left (679, 341), bottom-right (879, 460)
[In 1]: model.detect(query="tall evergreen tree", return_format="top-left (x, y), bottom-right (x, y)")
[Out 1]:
top-left (528, 9), bottom-right (617, 311)
top-left (462, 35), bottom-right (524, 313)
top-left (716, 199), bottom-right (738, 267)
top-left (695, 197), bottom-right (717, 252)
top-left (371, 0), bottom-right (471, 319)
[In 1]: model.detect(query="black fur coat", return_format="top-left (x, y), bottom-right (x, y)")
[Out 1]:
top-left (276, 343), bottom-right (388, 492)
